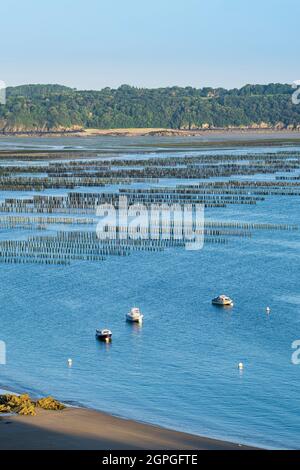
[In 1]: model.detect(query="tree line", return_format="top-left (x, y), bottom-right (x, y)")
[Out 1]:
top-left (0, 83), bottom-right (298, 131)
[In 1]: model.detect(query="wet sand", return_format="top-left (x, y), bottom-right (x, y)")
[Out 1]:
top-left (0, 407), bottom-right (258, 450)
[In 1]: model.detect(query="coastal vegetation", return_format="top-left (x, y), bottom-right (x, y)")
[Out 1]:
top-left (0, 83), bottom-right (299, 133)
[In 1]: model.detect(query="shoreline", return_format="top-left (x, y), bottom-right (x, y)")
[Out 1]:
top-left (0, 387), bottom-right (262, 450)
top-left (0, 404), bottom-right (259, 450)
top-left (1, 130), bottom-right (300, 152)
top-left (1, 130), bottom-right (300, 156)
top-left (0, 127), bottom-right (300, 139)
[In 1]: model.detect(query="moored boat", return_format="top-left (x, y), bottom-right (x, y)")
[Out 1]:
top-left (212, 295), bottom-right (234, 307)
top-left (95, 328), bottom-right (112, 342)
top-left (126, 307), bottom-right (144, 323)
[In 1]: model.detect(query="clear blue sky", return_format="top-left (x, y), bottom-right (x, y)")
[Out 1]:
top-left (1, 0), bottom-right (299, 89)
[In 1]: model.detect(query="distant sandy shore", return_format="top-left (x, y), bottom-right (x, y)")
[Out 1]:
top-left (1, 127), bottom-right (300, 140)
top-left (0, 407), bottom-right (258, 450)
top-left (80, 127), bottom-right (300, 138)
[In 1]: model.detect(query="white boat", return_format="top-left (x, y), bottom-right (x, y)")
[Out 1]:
top-left (126, 307), bottom-right (144, 323)
top-left (95, 328), bottom-right (112, 342)
top-left (212, 295), bottom-right (234, 307)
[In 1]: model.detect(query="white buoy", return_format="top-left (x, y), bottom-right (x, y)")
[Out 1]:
top-left (67, 358), bottom-right (73, 367)
top-left (238, 362), bottom-right (244, 370)
top-left (266, 307), bottom-right (271, 314)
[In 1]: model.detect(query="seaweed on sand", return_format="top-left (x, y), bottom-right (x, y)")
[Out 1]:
top-left (0, 394), bottom-right (65, 416)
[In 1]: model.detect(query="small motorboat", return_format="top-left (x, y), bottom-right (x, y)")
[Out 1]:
top-left (95, 329), bottom-right (112, 342)
top-left (212, 295), bottom-right (234, 307)
top-left (126, 307), bottom-right (144, 323)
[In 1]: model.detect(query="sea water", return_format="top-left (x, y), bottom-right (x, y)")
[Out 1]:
top-left (0, 136), bottom-right (299, 449)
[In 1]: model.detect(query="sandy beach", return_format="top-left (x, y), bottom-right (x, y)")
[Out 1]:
top-left (0, 407), bottom-right (257, 450)
top-left (1, 127), bottom-right (300, 141)
top-left (79, 128), bottom-right (300, 138)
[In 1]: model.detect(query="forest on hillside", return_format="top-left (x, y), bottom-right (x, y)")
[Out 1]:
top-left (0, 83), bottom-right (299, 132)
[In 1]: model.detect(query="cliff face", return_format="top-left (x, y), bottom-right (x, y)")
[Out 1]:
top-left (0, 121), bottom-right (83, 134)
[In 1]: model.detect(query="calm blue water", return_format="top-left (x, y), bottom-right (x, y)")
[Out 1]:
top-left (0, 137), bottom-right (300, 449)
